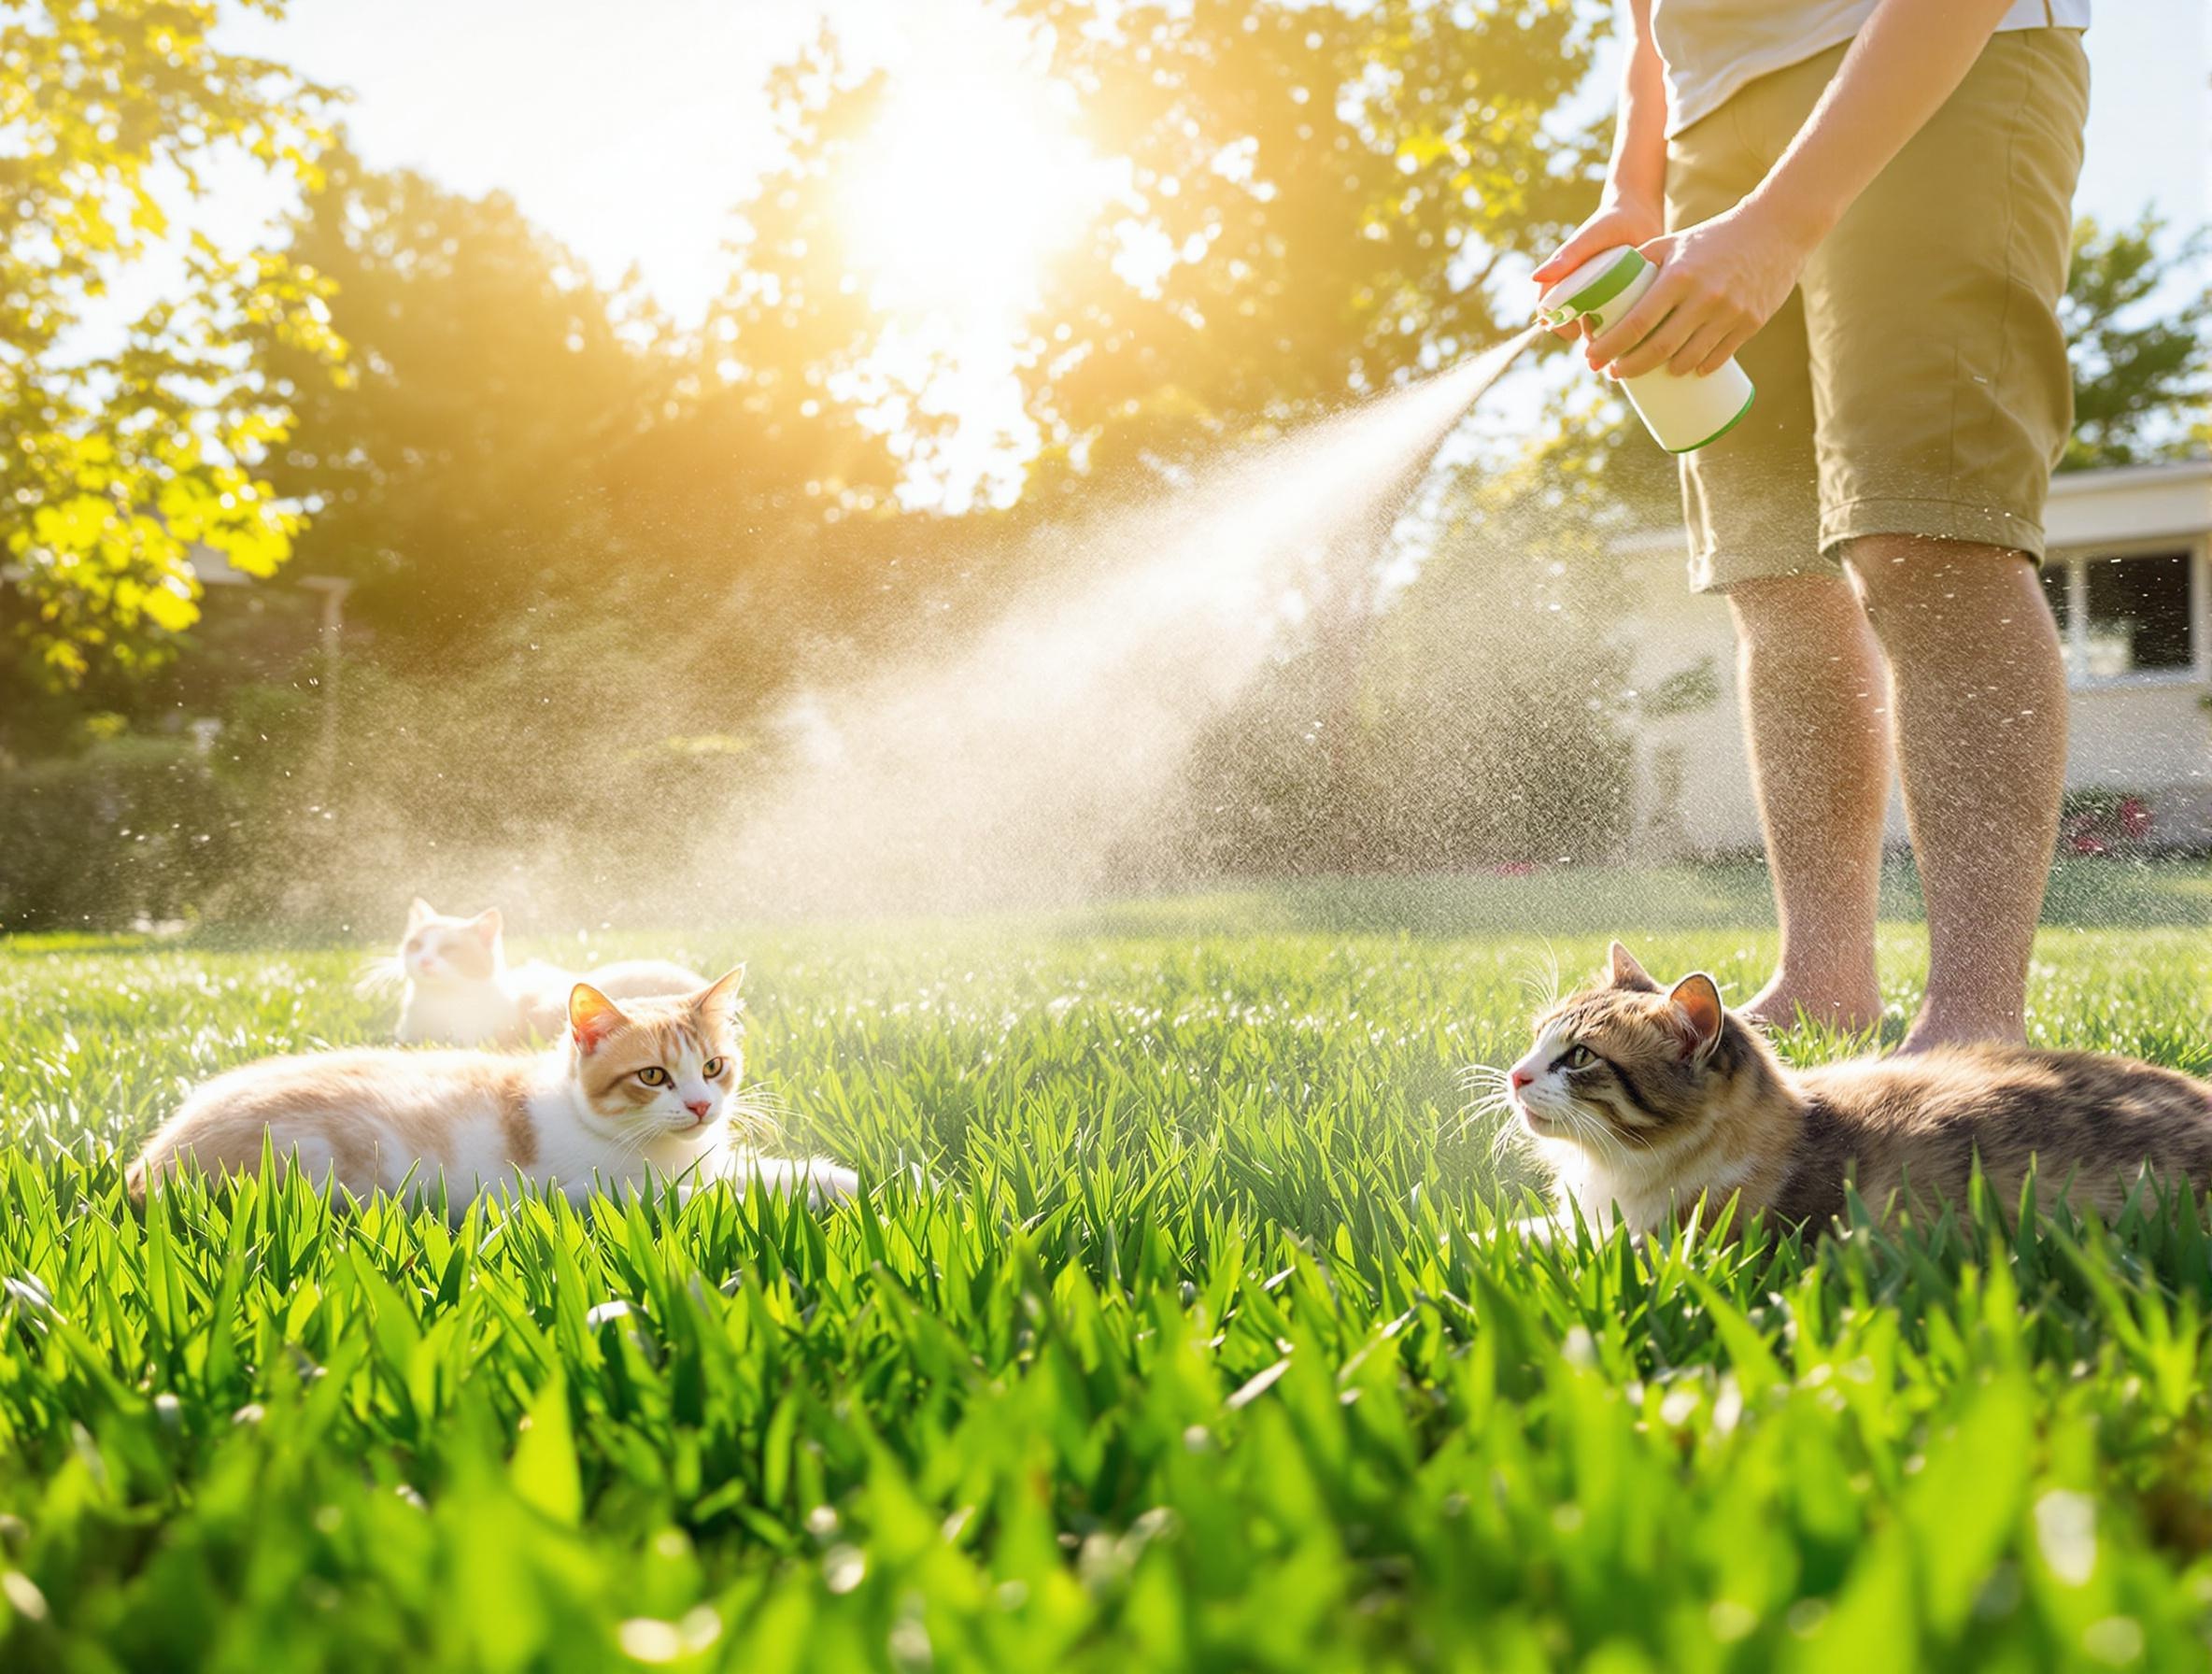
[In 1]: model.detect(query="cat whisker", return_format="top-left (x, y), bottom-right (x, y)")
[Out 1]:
top-left (1578, 1110), bottom-right (1631, 1166)
top-left (725, 1101), bottom-right (785, 1148)
top-left (732, 1082), bottom-right (797, 1117)
top-left (355, 956), bottom-right (404, 998)
top-left (1513, 943), bottom-right (1563, 1011)
top-left (1585, 1110), bottom-right (1651, 1166)
top-left (606, 1129), bottom-right (655, 1172)
top-left (1454, 1084), bottom-right (1514, 1125)
top-left (1552, 1103), bottom-right (1631, 1173)
top-left (1489, 1108), bottom-right (1536, 1169)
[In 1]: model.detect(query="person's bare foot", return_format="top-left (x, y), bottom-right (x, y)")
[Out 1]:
top-left (1893, 1004), bottom-right (2025, 1056)
top-left (1743, 972), bottom-right (1882, 1037)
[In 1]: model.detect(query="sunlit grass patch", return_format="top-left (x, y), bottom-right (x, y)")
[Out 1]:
top-left (3, 874), bottom-right (2211, 1668)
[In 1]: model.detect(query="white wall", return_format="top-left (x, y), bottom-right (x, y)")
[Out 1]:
top-left (1617, 463), bottom-right (2212, 857)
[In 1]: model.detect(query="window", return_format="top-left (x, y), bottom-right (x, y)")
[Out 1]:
top-left (2084, 553), bottom-right (2191, 677)
top-left (2041, 548), bottom-right (2199, 683)
top-left (2040, 563), bottom-right (2070, 634)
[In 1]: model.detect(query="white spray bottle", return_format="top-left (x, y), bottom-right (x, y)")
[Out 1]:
top-left (1536, 245), bottom-right (1754, 454)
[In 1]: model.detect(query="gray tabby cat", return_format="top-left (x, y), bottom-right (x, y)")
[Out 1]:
top-left (1497, 943), bottom-right (2212, 1235)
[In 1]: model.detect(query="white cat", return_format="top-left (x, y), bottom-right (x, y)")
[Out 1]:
top-left (372, 899), bottom-right (710, 1046)
top-left (134, 972), bottom-right (858, 1208)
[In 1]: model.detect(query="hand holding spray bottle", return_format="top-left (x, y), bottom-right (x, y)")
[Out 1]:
top-left (1535, 245), bottom-right (1754, 454)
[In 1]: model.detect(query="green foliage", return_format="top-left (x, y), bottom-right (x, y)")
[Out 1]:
top-left (1640, 656), bottom-right (1721, 721)
top-left (2057, 787), bottom-right (2158, 860)
top-left (5, 902), bottom-right (2212, 1667)
top-left (2, 613), bottom-right (809, 933)
top-left (1011, 0), bottom-right (1604, 491)
top-left (728, 1), bottom-right (1603, 509)
top-left (249, 154), bottom-right (667, 638)
top-left (8, 1), bottom-right (1617, 889)
top-left (249, 149), bottom-right (908, 658)
top-left (0, 736), bottom-right (242, 931)
top-left (2062, 214), bottom-right (2212, 471)
top-left (0, 0), bottom-right (347, 688)
top-left (705, 33), bottom-right (920, 515)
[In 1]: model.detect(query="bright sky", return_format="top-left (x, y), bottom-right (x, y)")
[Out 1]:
top-left (215, 0), bottom-right (933, 324)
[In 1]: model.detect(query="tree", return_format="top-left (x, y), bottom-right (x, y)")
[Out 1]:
top-left (226, 144), bottom-right (939, 914)
top-left (0, 0), bottom-right (344, 688)
top-left (2061, 213), bottom-right (2211, 471)
top-left (250, 151), bottom-right (668, 642)
top-left (1011, 0), bottom-right (1603, 493)
top-left (254, 138), bottom-right (918, 691)
top-left (696, 32), bottom-right (912, 532)
top-left (724, 2), bottom-right (1603, 515)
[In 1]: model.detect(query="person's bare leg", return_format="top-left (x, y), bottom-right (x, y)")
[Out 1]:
top-left (1848, 536), bottom-right (2066, 1052)
top-left (1726, 573), bottom-right (1891, 1033)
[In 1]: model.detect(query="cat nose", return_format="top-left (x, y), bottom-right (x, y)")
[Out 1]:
top-left (686, 1099), bottom-right (711, 1120)
top-left (1509, 1067), bottom-right (1534, 1092)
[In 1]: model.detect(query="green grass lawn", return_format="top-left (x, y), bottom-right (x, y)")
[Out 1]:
top-left (3, 864), bottom-right (2211, 1670)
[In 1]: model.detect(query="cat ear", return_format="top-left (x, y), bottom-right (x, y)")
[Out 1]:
top-left (1666, 972), bottom-right (1726, 1060)
top-left (1608, 941), bottom-right (1658, 992)
top-left (568, 983), bottom-right (629, 1054)
top-left (695, 965), bottom-right (746, 1023)
top-left (407, 897), bottom-right (434, 929)
top-left (467, 908), bottom-right (503, 945)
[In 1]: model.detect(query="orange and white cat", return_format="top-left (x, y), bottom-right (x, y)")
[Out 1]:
top-left (377, 899), bottom-right (709, 1046)
top-left (133, 971), bottom-right (857, 1207)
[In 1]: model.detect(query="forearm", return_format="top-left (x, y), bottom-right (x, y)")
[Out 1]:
top-left (1743, 0), bottom-right (2016, 248)
top-left (1584, 0), bottom-right (2033, 379)
top-left (1603, 0), bottom-right (1668, 215)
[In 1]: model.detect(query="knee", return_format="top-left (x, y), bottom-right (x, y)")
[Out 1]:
top-left (1846, 535), bottom-right (2035, 612)
top-left (1845, 536), bottom-right (2052, 649)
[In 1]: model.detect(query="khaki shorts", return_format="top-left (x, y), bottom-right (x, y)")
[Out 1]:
top-left (1666, 29), bottom-right (2090, 593)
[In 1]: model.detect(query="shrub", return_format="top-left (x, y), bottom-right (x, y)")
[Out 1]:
top-left (0, 737), bottom-right (243, 929)
top-left (2061, 787), bottom-right (2157, 858)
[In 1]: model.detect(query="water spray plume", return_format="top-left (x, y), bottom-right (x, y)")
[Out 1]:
top-left (714, 329), bottom-right (1541, 916)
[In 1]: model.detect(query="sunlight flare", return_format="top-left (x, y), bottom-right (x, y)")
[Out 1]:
top-left (835, 62), bottom-right (1105, 330)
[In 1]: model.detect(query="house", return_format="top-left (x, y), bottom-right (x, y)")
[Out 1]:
top-left (1617, 460), bottom-right (2212, 856)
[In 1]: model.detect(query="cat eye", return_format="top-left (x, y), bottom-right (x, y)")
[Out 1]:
top-left (636, 1066), bottom-right (671, 1086)
top-left (1557, 1043), bottom-right (1596, 1071)
top-left (702, 1057), bottom-right (727, 1078)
